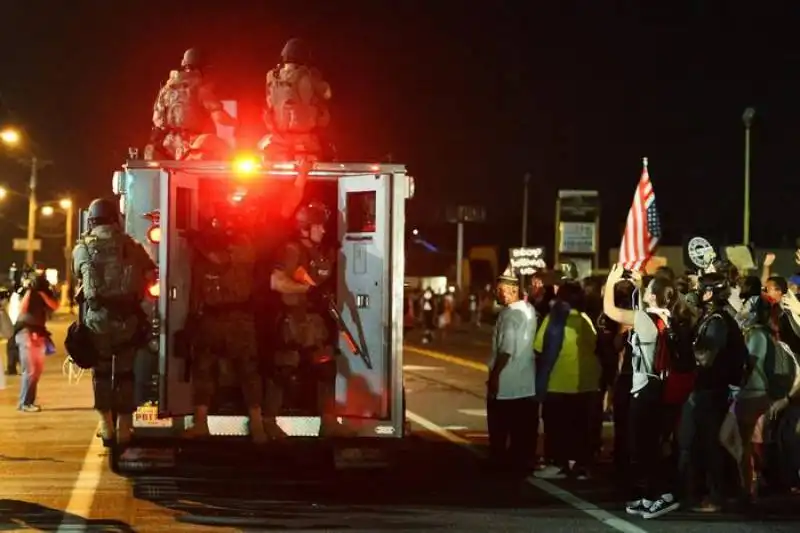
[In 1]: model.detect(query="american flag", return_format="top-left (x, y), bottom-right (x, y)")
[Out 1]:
top-left (619, 159), bottom-right (661, 271)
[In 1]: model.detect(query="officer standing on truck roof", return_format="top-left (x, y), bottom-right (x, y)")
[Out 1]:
top-left (184, 201), bottom-right (269, 444)
top-left (145, 48), bottom-right (237, 161)
top-left (72, 198), bottom-right (157, 446)
top-left (268, 200), bottom-right (346, 437)
top-left (259, 38), bottom-right (333, 162)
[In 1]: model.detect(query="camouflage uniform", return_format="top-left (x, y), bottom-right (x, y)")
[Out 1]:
top-left (267, 240), bottom-right (337, 427)
top-left (189, 232), bottom-right (263, 418)
top-left (260, 61), bottom-right (332, 161)
top-left (72, 225), bottom-right (155, 418)
top-left (146, 50), bottom-right (234, 161)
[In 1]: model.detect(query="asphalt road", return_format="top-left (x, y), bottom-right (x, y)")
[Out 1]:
top-left (0, 319), bottom-right (797, 532)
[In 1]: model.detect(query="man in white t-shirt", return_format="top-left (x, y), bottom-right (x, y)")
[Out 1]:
top-left (487, 267), bottom-right (538, 475)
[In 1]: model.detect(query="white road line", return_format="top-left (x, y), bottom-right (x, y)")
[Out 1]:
top-left (406, 410), bottom-right (648, 533)
top-left (403, 365), bottom-right (445, 371)
top-left (56, 422), bottom-right (105, 532)
top-left (457, 408), bottom-right (487, 417)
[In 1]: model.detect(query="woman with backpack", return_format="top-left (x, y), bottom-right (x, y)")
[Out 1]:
top-left (735, 294), bottom-right (779, 500)
top-left (603, 265), bottom-right (684, 519)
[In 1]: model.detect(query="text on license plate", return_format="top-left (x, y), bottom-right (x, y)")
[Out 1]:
top-left (133, 406), bottom-right (173, 428)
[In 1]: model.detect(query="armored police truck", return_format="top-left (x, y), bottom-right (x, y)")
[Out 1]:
top-left (83, 153), bottom-right (414, 472)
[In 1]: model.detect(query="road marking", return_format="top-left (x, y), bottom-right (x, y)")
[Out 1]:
top-left (441, 425), bottom-right (469, 431)
top-left (405, 346), bottom-right (488, 372)
top-left (405, 410), bottom-right (648, 533)
top-left (458, 408), bottom-right (487, 417)
top-left (56, 422), bottom-right (105, 532)
top-left (403, 364), bottom-right (445, 372)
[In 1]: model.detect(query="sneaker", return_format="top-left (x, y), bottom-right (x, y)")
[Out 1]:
top-left (643, 496), bottom-right (680, 519)
top-left (534, 465), bottom-right (568, 480)
top-left (19, 404), bottom-right (41, 413)
top-left (625, 499), bottom-right (651, 516)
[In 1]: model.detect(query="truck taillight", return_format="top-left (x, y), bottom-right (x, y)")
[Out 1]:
top-left (146, 224), bottom-right (161, 244)
top-left (146, 280), bottom-right (160, 299)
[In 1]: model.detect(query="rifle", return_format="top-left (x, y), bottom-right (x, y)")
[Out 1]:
top-left (294, 266), bottom-right (372, 370)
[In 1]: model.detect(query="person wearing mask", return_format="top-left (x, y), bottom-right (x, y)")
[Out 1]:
top-left (486, 267), bottom-right (538, 476)
top-left (14, 272), bottom-right (59, 412)
top-left (73, 198), bottom-right (157, 444)
top-left (534, 280), bottom-right (599, 480)
top-left (681, 273), bottom-right (749, 513)
top-left (602, 265), bottom-right (682, 518)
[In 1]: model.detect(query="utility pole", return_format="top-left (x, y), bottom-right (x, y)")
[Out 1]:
top-left (521, 172), bottom-right (530, 247)
top-left (25, 156), bottom-right (37, 266)
top-left (60, 200), bottom-right (75, 308)
top-left (446, 205), bottom-right (486, 291)
top-left (742, 107), bottom-right (755, 245)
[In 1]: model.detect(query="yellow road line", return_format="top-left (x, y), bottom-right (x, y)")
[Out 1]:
top-left (404, 346), bottom-right (488, 372)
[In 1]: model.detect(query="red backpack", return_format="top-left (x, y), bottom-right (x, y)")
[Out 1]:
top-left (649, 313), bottom-right (696, 405)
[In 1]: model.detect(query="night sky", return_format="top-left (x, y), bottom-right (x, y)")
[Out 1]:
top-left (0, 2), bottom-right (797, 269)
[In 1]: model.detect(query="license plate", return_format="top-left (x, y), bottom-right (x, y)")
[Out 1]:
top-left (133, 405), bottom-right (173, 428)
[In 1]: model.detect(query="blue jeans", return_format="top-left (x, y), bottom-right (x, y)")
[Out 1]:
top-left (16, 330), bottom-right (45, 408)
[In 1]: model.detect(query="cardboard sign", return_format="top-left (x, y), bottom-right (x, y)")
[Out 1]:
top-left (509, 247), bottom-right (546, 276)
top-left (644, 256), bottom-right (667, 275)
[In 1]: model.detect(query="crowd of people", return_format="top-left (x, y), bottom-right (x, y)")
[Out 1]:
top-left (485, 253), bottom-right (800, 519)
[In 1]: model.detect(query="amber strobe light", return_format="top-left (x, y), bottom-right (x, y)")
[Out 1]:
top-left (146, 224), bottom-right (161, 244)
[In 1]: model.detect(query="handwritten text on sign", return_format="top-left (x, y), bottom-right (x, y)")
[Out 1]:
top-left (509, 247), bottom-right (547, 276)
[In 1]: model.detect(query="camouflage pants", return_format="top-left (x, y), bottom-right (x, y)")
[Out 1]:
top-left (86, 311), bottom-right (141, 414)
top-left (265, 311), bottom-right (333, 417)
top-left (192, 311), bottom-right (262, 409)
top-left (145, 131), bottom-right (229, 161)
top-left (258, 132), bottom-right (323, 161)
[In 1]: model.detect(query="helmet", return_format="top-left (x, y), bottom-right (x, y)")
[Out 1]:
top-left (87, 197), bottom-right (119, 223)
top-left (281, 38), bottom-right (310, 65)
top-left (296, 200), bottom-right (329, 230)
top-left (181, 48), bottom-right (206, 69)
top-left (698, 272), bottom-right (731, 303)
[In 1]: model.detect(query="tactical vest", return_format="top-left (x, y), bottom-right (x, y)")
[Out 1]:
top-left (282, 241), bottom-right (333, 311)
top-left (159, 70), bottom-right (210, 133)
top-left (82, 233), bottom-right (142, 305)
top-left (267, 65), bottom-right (321, 134)
top-left (199, 237), bottom-right (256, 308)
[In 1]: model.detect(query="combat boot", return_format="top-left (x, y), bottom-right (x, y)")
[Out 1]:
top-left (263, 417), bottom-right (287, 440)
top-left (97, 411), bottom-right (116, 447)
top-left (117, 413), bottom-right (134, 446)
top-left (248, 407), bottom-right (268, 444)
top-left (183, 407), bottom-right (211, 438)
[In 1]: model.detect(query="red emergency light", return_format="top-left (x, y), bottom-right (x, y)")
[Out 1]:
top-left (233, 156), bottom-right (260, 175)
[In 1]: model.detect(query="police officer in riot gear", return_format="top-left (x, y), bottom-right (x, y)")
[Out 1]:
top-left (146, 48), bottom-right (236, 161)
top-left (72, 198), bottom-right (156, 445)
top-left (268, 200), bottom-right (343, 436)
top-left (184, 200), bottom-right (268, 444)
top-left (259, 38), bottom-right (333, 162)
top-left (678, 272), bottom-right (748, 512)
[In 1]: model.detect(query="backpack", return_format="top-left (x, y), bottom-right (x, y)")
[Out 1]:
top-left (268, 65), bottom-right (321, 133)
top-left (758, 331), bottom-right (800, 399)
top-left (158, 70), bottom-right (207, 131)
top-left (81, 233), bottom-right (140, 304)
top-left (649, 313), bottom-right (697, 405)
top-left (699, 311), bottom-right (750, 387)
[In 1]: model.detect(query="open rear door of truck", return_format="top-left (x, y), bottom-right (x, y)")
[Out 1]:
top-left (335, 172), bottom-right (406, 433)
top-left (157, 169), bottom-right (199, 419)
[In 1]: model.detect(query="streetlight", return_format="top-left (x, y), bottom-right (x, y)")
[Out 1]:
top-left (0, 187), bottom-right (7, 200)
top-left (742, 107), bottom-right (755, 245)
top-left (39, 198), bottom-right (75, 308)
top-left (0, 128), bottom-right (20, 146)
top-left (0, 127), bottom-right (52, 265)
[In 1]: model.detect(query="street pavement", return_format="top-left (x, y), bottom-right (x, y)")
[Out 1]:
top-left (0, 318), bottom-right (796, 531)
